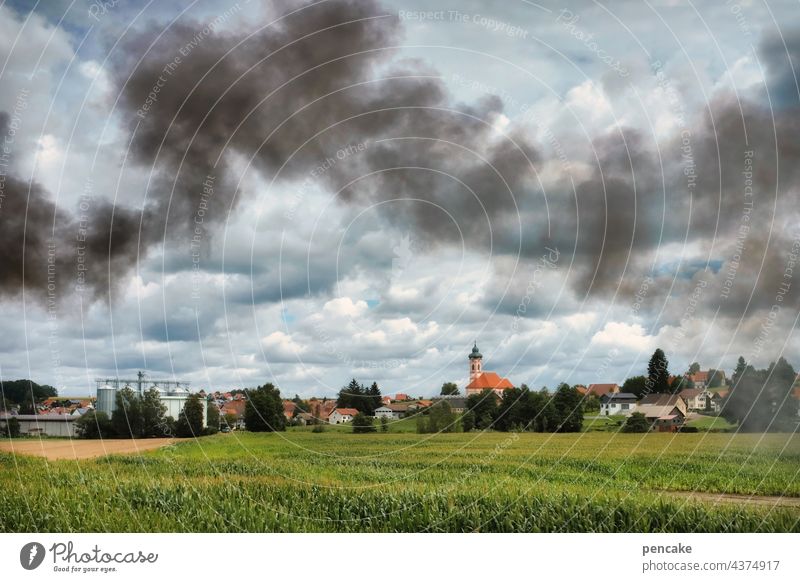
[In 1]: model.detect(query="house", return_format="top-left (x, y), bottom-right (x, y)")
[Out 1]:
top-left (283, 400), bottom-right (297, 421)
top-left (393, 393), bottom-right (410, 402)
top-left (599, 393), bottom-right (637, 416)
top-left (687, 371), bottom-right (709, 388)
top-left (374, 406), bottom-right (393, 419)
top-left (678, 388), bottom-right (704, 410)
top-left (431, 396), bottom-right (467, 414)
top-left (309, 399), bottom-right (337, 422)
top-left (636, 394), bottom-right (687, 431)
top-left (464, 342), bottom-right (514, 397)
top-left (328, 408), bottom-right (358, 424)
top-left (295, 412), bottom-right (314, 425)
top-left (585, 383), bottom-right (619, 398)
top-left (680, 388), bottom-right (718, 411)
top-left (220, 400), bottom-right (246, 429)
top-left (381, 396), bottom-right (392, 406)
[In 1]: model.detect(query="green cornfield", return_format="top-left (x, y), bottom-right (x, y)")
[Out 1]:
top-left (1, 431), bottom-right (798, 532)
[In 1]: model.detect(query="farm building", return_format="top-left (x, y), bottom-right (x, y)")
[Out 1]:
top-left (0, 414), bottom-right (78, 437)
top-left (374, 406), bottom-right (393, 419)
top-left (95, 371), bottom-right (206, 428)
top-left (636, 394), bottom-right (687, 431)
top-left (431, 396), bottom-right (467, 414)
top-left (599, 393), bottom-right (637, 416)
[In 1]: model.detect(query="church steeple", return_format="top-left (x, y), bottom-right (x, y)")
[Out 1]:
top-left (468, 341), bottom-right (483, 382)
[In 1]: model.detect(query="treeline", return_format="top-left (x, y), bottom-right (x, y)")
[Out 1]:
top-left (414, 384), bottom-right (585, 434)
top-left (466, 385), bottom-right (584, 432)
top-left (76, 387), bottom-right (215, 438)
top-left (0, 379), bottom-right (57, 412)
top-left (335, 379), bottom-right (382, 415)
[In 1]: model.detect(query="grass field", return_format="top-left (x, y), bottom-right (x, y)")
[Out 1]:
top-left (0, 431), bottom-right (798, 532)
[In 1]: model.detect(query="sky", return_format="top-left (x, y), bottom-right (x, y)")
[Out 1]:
top-left (0, 0), bottom-right (798, 398)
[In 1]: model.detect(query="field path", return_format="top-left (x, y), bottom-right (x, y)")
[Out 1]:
top-left (663, 490), bottom-right (800, 508)
top-left (0, 438), bottom-right (181, 460)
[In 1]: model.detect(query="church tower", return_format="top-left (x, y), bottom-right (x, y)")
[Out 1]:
top-left (468, 341), bottom-right (483, 382)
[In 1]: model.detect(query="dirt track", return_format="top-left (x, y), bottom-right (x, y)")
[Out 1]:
top-left (0, 438), bottom-right (180, 460)
top-left (663, 490), bottom-right (800, 508)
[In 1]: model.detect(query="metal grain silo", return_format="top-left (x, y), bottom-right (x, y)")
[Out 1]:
top-left (96, 384), bottom-right (117, 416)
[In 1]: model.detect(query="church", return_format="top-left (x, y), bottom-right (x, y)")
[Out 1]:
top-left (465, 342), bottom-right (515, 397)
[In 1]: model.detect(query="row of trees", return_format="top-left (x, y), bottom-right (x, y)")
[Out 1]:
top-left (76, 387), bottom-right (213, 438)
top-left (468, 385), bottom-right (584, 433)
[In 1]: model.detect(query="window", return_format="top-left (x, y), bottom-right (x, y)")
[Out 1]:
top-left (621, 404), bottom-right (629, 410)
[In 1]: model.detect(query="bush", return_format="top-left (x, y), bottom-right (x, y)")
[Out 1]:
top-left (75, 411), bottom-right (113, 439)
top-left (461, 411), bottom-right (475, 432)
top-left (678, 425), bottom-right (699, 433)
top-left (622, 412), bottom-right (650, 433)
top-left (1, 417), bottom-right (20, 438)
top-left (352, 413), bottom-right (376, 434)
top-left (380, 416), bottom-right (389, 433)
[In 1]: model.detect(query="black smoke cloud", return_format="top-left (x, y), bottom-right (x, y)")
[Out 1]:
top-left (108, 0), bottom-right (542, 288)
top-left (4, 0), bottom-right (799, 321)
top-left (0, 112), bottom-right (151, 302)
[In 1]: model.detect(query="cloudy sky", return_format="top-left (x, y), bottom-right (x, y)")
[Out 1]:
top-left (1, 0), bottom-right (798, 398)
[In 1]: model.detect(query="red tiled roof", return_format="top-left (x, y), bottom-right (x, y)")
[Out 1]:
top-left (466, 372), bottom-right (514, 391)
top-left (221, 400), bottom-right (246, 417)
top-left (394, 393), bottom-right (409, 401)
top-left (586, 383), bottom-right (618, 397)
top-left (333, 408), bottom-right (358, 416)
top-left (689, 371), bottom-right (709, 383)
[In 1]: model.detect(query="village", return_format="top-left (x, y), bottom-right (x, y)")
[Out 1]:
top-left (2, 343), bottom-right (798, 438)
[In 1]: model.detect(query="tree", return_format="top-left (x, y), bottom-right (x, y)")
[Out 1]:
top-left (175, 394), bottom-right (205, 437)
top-left (206, 400), bottom-right (220, 434)
top-left (111, 386), bottom-right (143, 438)
top-left (141, 388), bottom-right (168, 437)
top-left (493, 387), bottom-right (531, 431)
top-left (1, 417), bottom-right (20, 438)
top-left (75, 411), bottom-right (112, 439)
top-left (707, 369), bottom-right (724, 388)
top-left (731, 356), bottom-right (748, 386)
top-left (415, 413), bottom-right (428, 434)
top-left (647, 349), bottom-right (671, 394)
top-left (427, 401), bottom-right (456, 433)
top-left (466, 389), bottom-right (498, 430)
top-left (670, 376), bottom-right (694, 392)
top-left (352, 413), bottom-right (376, 433)
top-left (380, 416), bottom-right (389, 433)
top-left (0, 379), bottom-right (57, 406)
top-left (461, 411), bottom-right (475, 432)
top-left (440, 382), bottom-right (459, 396)
top-left (366, 382), bottom-right (382, 416)
top-left (621, 376), bottom-right (649, 399)
top-left (688, 362), bottom-right (701, 375)
top-left (553, 383), bottom-right (583, 432)
top-left (244, 383), bottom-right (286, 432)
top-left (622, 412), bottom-right (650, 433)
